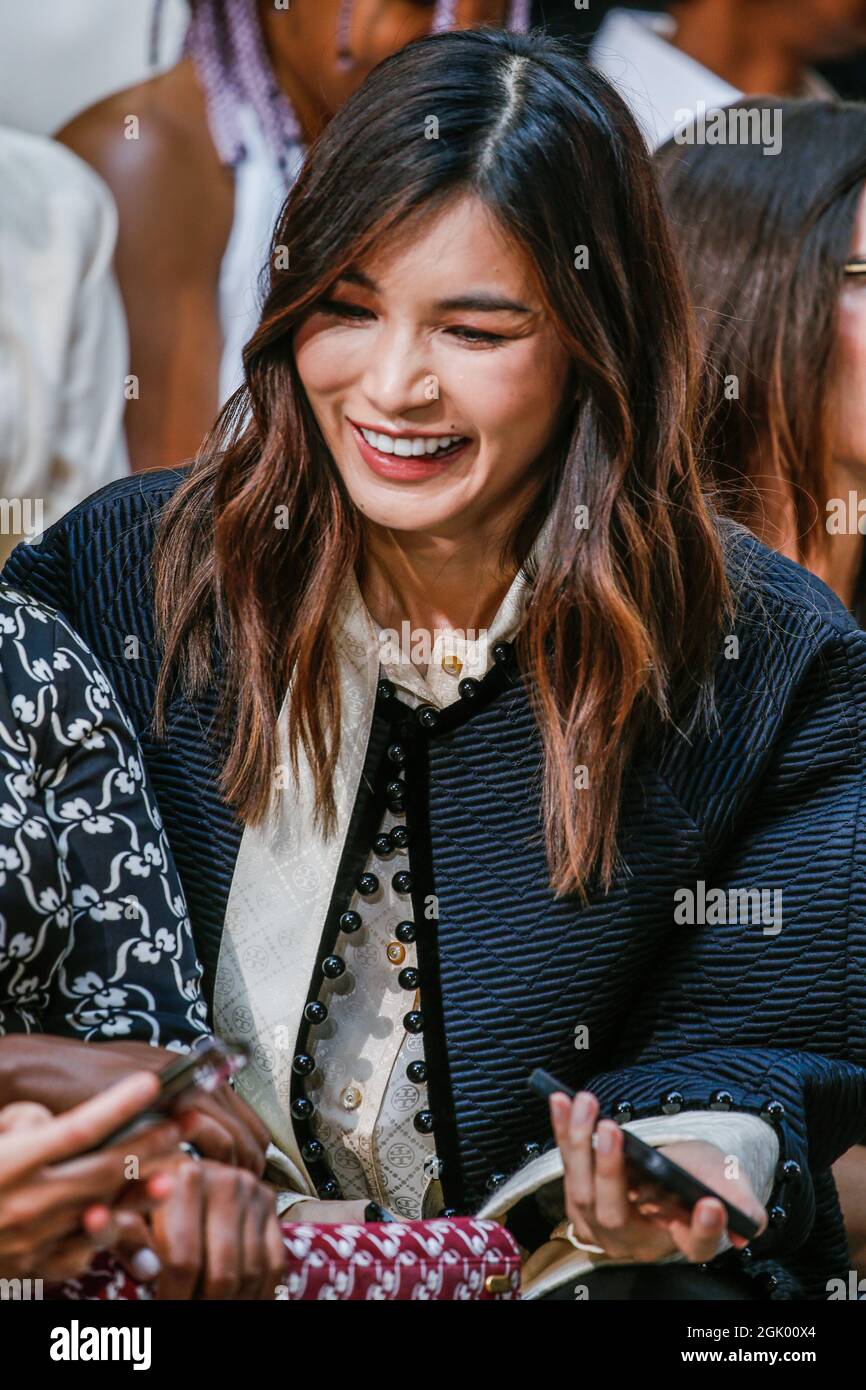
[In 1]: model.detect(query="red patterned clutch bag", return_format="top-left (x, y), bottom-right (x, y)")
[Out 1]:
top-left (47, 1217), bottom-right (522, 1301)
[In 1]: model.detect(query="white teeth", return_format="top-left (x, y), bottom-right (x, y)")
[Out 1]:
top-left (358, 426), bottom-right (464, 457)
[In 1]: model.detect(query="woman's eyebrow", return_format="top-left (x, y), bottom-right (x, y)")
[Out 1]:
top-left (433, 292), bottom-right (534, 314)
top-left (334, 269), bottom-right (533, 314)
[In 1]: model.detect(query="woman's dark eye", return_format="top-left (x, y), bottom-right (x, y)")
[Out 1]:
top-left (318, 298), bottom-right (373, 321)
top-left (448, 327), bottom-right (506, 344)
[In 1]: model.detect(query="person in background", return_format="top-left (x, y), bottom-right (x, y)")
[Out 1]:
top-left (655, 96), bottom-right (866, 1269)
top-left (0, 127), bottom-right (129, 567)
top-left (58, 0), bottom-right (531, 473)
top-left (0, 1072), bottom-right (181, 1282)
top-left (588, 0), bottom-right (866, 146)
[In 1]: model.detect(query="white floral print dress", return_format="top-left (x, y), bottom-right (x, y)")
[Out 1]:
top-left (0, 584), bottom-right (208, 1048)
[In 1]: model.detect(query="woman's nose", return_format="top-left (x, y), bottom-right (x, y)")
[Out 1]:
top-left (361, 334), bottom-right (439, 416)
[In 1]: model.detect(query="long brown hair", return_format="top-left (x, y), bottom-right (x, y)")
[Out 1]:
top-left (655, 98), bottom-right (866, 570)
top-left (152, 26), bottom-right (727, 897)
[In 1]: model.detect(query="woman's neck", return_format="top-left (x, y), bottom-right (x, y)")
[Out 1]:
top-left (258, 2), bottom-right (329, 144)
top-left (811, 460), bottom-right (866, 612)
top-left (757, 456), bottom-right (865, 612)
top-left (668, 0), bottom-right (806, 96)
top-left (359, 527), bottom-right (518, 672)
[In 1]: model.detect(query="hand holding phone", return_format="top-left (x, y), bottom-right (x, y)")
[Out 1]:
top-left (529, 1067), bottom-right (761, 1243)
top-left (93, 1038), bottom-right (251, 1152)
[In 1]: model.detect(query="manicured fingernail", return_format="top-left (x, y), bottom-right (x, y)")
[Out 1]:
top-left (699, 1203), bottom-right (721, 1228)
top-left (573, 1093), bottom-right (591, 1123)
top-left (147, 1173), bottom-right (173, 1199)
top-left (597, 1123), bottom-right (615, 1154)
top-left (83, 1205), bottom-right (110, 1233)
top-left (130, 1248), bottom-right (161, 1281)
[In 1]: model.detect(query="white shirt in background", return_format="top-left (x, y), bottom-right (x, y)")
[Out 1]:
top-left (0, 127), bottom-right (129, 561)
top-left (588, 7), bottom-right (834, 150)
top-left (588, 8), bottom-right (741, 149)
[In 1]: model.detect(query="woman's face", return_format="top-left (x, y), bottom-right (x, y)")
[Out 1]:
top-left (293, 194), bottom-right (573, 540)
top-left (830, 186), bottom-right (866, 484)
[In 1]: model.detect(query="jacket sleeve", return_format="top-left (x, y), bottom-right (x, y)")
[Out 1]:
top-left (0, 592), bottom-right (208, 1050)
top-left (584, 1048), bottom-right (866, 1259)
top-left (585, 619), bottom-right (866, 1263)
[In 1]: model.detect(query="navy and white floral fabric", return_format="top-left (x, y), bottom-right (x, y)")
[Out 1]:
top-left (0, 584), bottom-right (207, 1047)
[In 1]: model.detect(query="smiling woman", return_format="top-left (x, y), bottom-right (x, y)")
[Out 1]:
top-left (6, 26), bottom-right (866, 1303)
top-left (293, 196), bottom-right (571, 531)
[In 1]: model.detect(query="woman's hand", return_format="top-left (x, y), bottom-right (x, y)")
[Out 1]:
top-left (550, 1090), bottom-right (768, 1264)
top-left (0, 1071), bottom-right (180, 1280)
top-left (139, 1154), bottom-right (287, 1300)
top-left (0, 1035), bottom-right (270, 1175)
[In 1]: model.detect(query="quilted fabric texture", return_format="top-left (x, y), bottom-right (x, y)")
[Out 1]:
top-left (47, 1218), bottom-right (521, 1301)
top-left (5, 468), bottom-right (866, 1301)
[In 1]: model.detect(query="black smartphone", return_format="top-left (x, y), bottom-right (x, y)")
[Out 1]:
top-left (92, 1036), bottom-right (251, 1151)
top-left (528, 1067), bottom-right (760, 1241)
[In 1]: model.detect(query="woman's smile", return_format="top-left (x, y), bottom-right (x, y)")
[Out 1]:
top-left (348, 418), bottom-right (473, 481)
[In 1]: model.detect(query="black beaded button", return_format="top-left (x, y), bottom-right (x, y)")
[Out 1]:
top-left (392, 870), bottom-right (413, 894)
top-left (373, 833), bottom-right (392, 857)
top-left (386, 780), bottom-right (406, 811)
top-left (415, 704), bottom-right (439, 731)
top-left (304, 1000), bottom-right (328, 1024)
top-left (398, 967), bottom-right (420, 991)
top-left (486, 1172), bottom-right (507, 1190)
top-left (339, 910), bottom-right (362, 935)
top-left (413, 1109), bottom-right (435, 1134)
top-left (521, 1140), bottom-right (542, 1160)
top-left (321, 954), bottom-right (346, 979)
top-left (396, 920), bottom-right (416, 943)
top-left (404, 1010), bottom-right (424, 1034)
top-left (301, 1139), bottom-right (324, 1162)
top-left (492, 642), bottom-right (511, 664)
top-left (709, 1089), bottom-right (734, 1111)
top-left (457, 677), bottom-right (481, 701)
top-left (761, 1100), bottom-right (785, 1125)
top-left (778, 1159), bottom-right (801, 1182)
top-left (390, 825), bottom-right (410, 850)
top-left (318, 1179), bottom-right (340, 1199)
top-left (377, 679), bottom-right (395, 701)
top-left (406, 1060), bottom-right (427, 1084)
top-left (291, 1097), bottom-right (314, 1121)
top-left (292, 1053), bottom-right (315, 1077)
top-left (387, 743), bottom-right (407, 766)
top-left (613, 1101), bottom-right (633, 1123)
top-left (357, 872), bottom-right (379, 896)
top-left (440, 1207), bottom-right (458, 1218)
top-left (768, 1205), bottom-right (787, 1228)
top-left (661, 1090), bottom-right (684, 1114)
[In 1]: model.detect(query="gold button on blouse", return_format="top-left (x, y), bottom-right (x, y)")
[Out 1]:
top-left (441, 653), bottom-right (463, 676)
top-left (387, 941), bottom-right (406, 965)
top-left (340, 1085), bottom-right (363, 1111)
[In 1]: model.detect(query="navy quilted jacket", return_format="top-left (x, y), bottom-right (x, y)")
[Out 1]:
top-left (5, 468), bottom-right (866, 1299)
